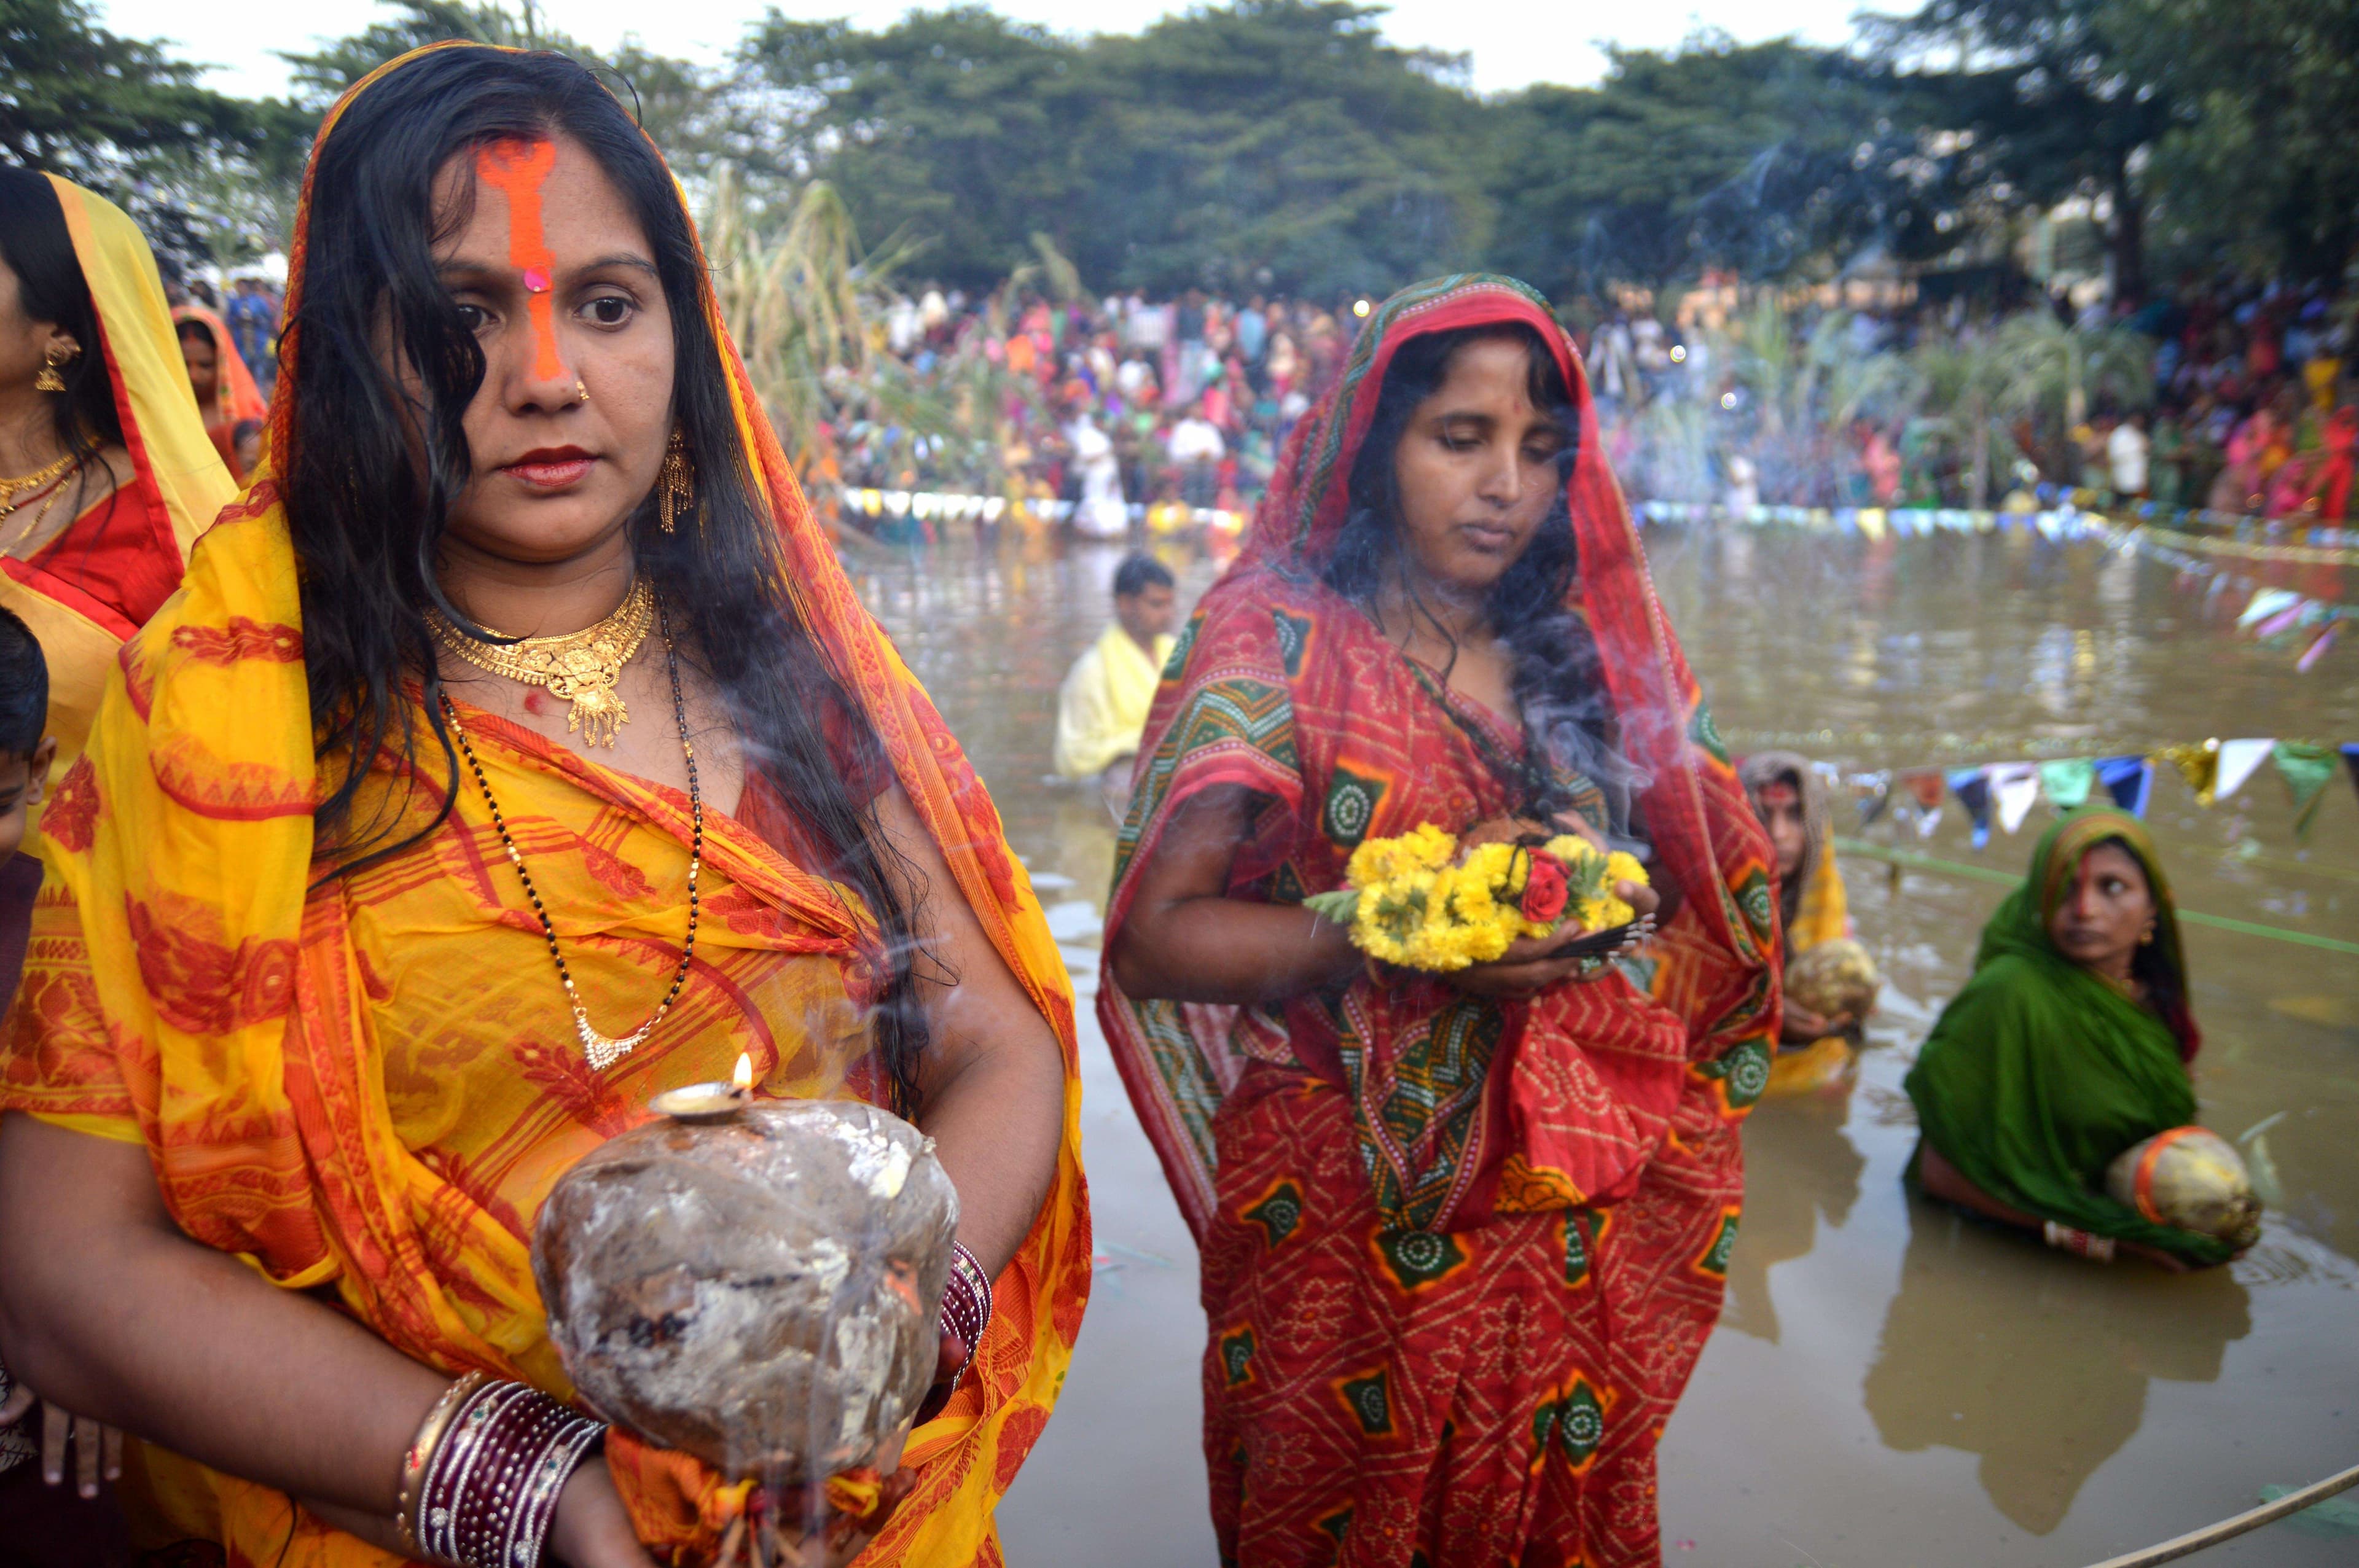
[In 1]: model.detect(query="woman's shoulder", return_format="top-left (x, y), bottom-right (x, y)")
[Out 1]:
top-left (1924, 952), bottom-right (2050, 1040)
top-left (1180, 565), bottom-right (1360, 677)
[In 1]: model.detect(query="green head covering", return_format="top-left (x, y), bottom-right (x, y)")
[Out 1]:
top-left (1906, 808), bottom-right (2230, 1266)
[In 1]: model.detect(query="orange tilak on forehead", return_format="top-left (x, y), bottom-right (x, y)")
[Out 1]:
top-left (473, 136), bottom-right (563, 381)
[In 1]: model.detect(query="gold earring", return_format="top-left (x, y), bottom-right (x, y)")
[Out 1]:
top-left (34, 346), bottom-right (68, 394)
top-left (2138, 925), bottom-right (2156, 946)
top-left (658, 426), bottom-right (694, 534)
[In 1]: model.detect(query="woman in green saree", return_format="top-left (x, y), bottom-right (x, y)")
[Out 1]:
top-left (1906, 808), bottom-right (2236, 1270)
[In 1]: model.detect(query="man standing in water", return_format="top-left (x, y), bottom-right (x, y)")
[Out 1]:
top-left (1054, 553), bottom-right (1178, 817)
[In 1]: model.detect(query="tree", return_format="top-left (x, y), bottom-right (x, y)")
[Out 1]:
top-left (1, 0), bottom-right (260, 173)
top-left (2112, 0), bottom-right (2359, 279)
top-left (735, 8), bottom-right (1095, 287)
top-left (1485, 37), bottom-right (1965, 297)
top-left (1, 0), bottom-right (305, 267)
top-left (735, 1), bottom-right (1491, 297)
top-left (1079, 0), bottom-right (1488, 297)
top-left (1869, 0), bottom-right (2170, 298)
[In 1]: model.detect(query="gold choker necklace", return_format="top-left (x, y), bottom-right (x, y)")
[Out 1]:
top-left (429, 577), bottom-right (654, 746)
top-left (0, 453), bottom-right (76, 517)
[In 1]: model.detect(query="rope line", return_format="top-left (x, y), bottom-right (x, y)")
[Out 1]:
top-left (1830, 837), bottom-right (2359, 957)
top-left (2077, 1457), bottom-right (2359, 1568)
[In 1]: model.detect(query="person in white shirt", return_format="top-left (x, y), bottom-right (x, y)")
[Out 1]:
top-left (1167, 403), bottom-right (1226, 507)
top-left (2107, 411), bottom-right (2151, 499)
top-left (1067, 409), bottom-right (1129, 539)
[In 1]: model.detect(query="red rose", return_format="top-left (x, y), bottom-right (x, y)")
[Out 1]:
top-left (1521, 852), bottom-right (1570, 924)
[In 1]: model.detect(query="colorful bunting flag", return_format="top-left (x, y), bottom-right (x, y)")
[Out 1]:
top-left (2213, 738), bottom-right (2275, 803)
top-left (2040, 759), bottom-right (2095, 810)
top-left (2097, 755), bottom-right (2154, 817)
top-left (1949, 768), bottom-right (1993, 849)
top-left (1990, 762), bottom-right (2042, 835)
top-left (2272, 742), bottom-right (2337, 839)
top-left (2238, 588), bottom-right (2303, 630)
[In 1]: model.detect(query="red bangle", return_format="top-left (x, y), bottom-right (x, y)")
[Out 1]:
top-left (942, 1241), bottom-right (994, 1371)
top-left (412, 1378), bottom-right (604, 1568)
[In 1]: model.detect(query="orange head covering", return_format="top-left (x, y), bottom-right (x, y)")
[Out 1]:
top-left (18, 41), bottom-right (1086, 1566)
top-left (168, 302), bottom-right (270, 472)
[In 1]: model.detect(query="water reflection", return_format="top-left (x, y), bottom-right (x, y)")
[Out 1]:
top-left (1723, 1090), bottom-right (1867, 1346)
top-left (1864, 1203), bottom-right (2252, 1535)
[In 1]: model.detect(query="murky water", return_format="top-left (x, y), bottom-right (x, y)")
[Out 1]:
top-left (849, 522), bottom-right (2359, 1567)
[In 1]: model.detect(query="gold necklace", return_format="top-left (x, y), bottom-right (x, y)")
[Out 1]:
top-left (0, 453), bottom-right (76, 517)
top-left (441, 600), bottom-right (703, 1071)
top-left (428, 577), bottom-right (654, 747)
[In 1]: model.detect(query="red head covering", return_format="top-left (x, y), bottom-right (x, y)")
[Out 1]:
top-left (1102, 273), bottom-right (1781, 1239)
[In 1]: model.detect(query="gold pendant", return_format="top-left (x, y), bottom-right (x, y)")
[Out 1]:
top-left (544, 648), bottom-right (632, 746)
top-left (429, 579), bottom-right (655, 749)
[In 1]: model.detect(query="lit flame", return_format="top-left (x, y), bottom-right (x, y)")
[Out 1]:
top-left (732, 1052), bottom-right (754, 1094)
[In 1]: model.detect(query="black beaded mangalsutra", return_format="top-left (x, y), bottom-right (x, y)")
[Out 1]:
top-left (442, 595), bottom-right (703, 1070)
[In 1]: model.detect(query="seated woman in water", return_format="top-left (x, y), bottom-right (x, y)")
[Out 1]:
top-left (0, 44), bottom-right (1084, 1568)
top-left (1742, 752), bottom-right (1871, 1096)
top-left (1103, 276), bottom-right (1778, 1567)
top-left (1906, 808), bottom-right (2236, 1271)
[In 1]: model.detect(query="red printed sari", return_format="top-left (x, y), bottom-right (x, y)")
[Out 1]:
top-left (1099, 276), bottom-right (1779, 1567)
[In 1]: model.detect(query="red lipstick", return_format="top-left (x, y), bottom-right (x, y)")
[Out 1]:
top-left (504, 446), bottom-right (595, 491)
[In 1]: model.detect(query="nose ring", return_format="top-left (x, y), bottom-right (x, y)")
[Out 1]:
top-left (574, 380), bottom-right (589, 404)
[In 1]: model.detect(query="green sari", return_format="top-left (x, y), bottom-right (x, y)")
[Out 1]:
top-left (1906, 809), bottom-right (2233, 1266)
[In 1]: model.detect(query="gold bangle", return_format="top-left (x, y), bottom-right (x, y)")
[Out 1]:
top-left (396, 1370), bottom-right (489, 1554)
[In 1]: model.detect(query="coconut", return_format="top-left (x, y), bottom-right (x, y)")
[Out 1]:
top-left (2104, 1126), bottom-right (2261, 1250)
top-left (1786, 937), bottom-right (1880, 1024)
top-left (531, 1099), bottom-right (958, 1483)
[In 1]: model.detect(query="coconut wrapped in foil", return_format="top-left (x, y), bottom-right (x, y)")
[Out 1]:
top-left (1786, 938), bottom-right (1880, 1025)
top-left (532, 1099), bottom-right (958, 1483)
top-left (2104, 1126), bottom-right (2262, 1250)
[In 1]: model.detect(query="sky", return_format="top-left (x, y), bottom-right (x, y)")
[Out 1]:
top-left (98, 0), bottom-right (1867, 100)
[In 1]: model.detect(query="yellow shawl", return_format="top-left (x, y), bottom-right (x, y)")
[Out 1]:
top-left (1052, 622), bottom-right (1174, 778)
top-left (0, 177), bottom-right (233, 791)
top-left (6, 42), bottom-right (1086, 1567)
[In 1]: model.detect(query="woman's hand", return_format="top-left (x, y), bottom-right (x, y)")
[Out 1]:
top-left (1442, 875), bottom-right (1662, 999)
top-left (1779, 1002), bottom-right (1853, 1043)
top-left (547, 1457), bottom-right (661, 1568)
top-left (1, 1375), bottom-right (125, 1499)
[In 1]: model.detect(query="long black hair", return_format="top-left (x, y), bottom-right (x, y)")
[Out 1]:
top-left (1320, 322), bottom-right (1643, 833)
top-left (0, 165), bottom-right (127, 517)
top-left (285, 48), bottom-right (931, 1110)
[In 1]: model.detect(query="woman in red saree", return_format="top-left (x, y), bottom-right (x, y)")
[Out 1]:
top-left (1103, 276), bottom-right (1778, 1567)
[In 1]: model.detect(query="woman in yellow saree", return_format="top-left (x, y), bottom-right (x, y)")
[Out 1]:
top-left (1739, 751), bottom-right (1860, 1096)
top-left (0, 166), bottom-right (236, 792)
top-left (0, 43), bottom-right (1086, 1568)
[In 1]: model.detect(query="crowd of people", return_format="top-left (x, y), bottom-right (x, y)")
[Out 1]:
top-left (836, 271), bottom-right (2358, 531)
top-left (1594, 275), bottom-right (2357, 521)
top-left (0, 37), bottom-right (2285, 1568)
top-left (830, 286), bottom-right (1370, 521)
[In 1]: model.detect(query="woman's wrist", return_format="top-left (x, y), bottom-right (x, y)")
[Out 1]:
top-left (403, 1376), bottom-right (606, 1568)
top-left (2042, 1220), bottom-right (2116, 1262)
